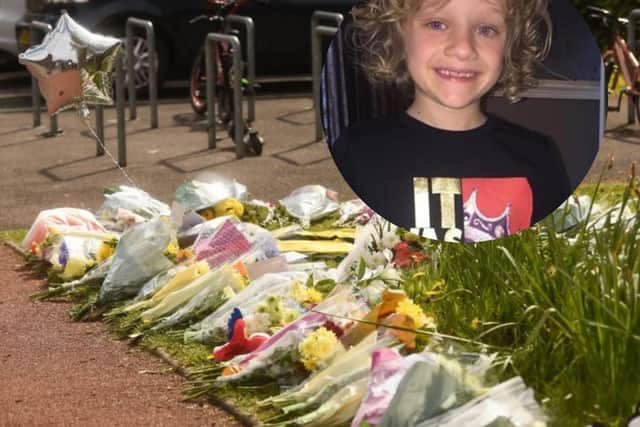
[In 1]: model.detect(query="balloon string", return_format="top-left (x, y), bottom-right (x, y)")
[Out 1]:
top-left (79, 108), bottom-right (138, 189)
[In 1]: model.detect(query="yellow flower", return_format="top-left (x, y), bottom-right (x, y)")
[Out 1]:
top-left (306, 288), bottom-right (323, 304)
top-left (60, 258), bottom-right (91, 281)
top-left (213, 198), bottom-right (244, 218)
top-left (95, 241), bottom-right (115, 262)
top-left (396, 298), bottom-right (429, 328)
top-left (298, 327), bottom-right (340, 371)
top-left (411, 271), bottom-right (426, 280)
top-left (290, 281), bottom-right (324, 305)
top-left (290, 281), bottom-right (307, 303)
top-left (165, 239), bottom-right (179, 257)
top-left (470, 318), bottom-right (482, 331)
top-left (425, 279), bottom-right (445, 298)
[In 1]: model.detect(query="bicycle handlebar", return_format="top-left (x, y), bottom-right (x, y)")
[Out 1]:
top-left (585, 5), bottom-right (628, 29)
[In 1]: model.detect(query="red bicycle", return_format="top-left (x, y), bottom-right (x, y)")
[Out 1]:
top-left (586, 6), bottom-right (640, 121)
top-left (189, 0), bottom-right (263, 155)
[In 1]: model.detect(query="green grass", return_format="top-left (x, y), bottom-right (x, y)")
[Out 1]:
top-left (0, 228), bottom-right (27, 245)
top-left (141, 331), bottom-right (213, 368)
top-left (399, 177), bottom-right (640, 426)
top-left (575, 182), bottom-right (630, 206)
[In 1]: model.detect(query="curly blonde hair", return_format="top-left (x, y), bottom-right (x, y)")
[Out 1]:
top-left (350, 0), bottom-right (552, 102)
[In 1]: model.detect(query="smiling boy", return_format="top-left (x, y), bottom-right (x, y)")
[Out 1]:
top-left (330, 0), bottom-right (572, 242)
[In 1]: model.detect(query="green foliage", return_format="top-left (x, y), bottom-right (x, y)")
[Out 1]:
top-left (400, 177), bottom-right (640, 427)
top-left (576, 182), bottom-right (629, 206)
top-left (141, 331), bottom-right (212, 368)
top-left (0, 228), bottom-right (27, 244)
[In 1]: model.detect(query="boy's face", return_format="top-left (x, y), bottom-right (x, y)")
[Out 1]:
top-left (401, 0), bottom-right (507, 119)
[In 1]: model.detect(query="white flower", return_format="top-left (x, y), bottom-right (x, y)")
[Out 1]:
top-left (244, 312), bottom-right (271, 335)
top-left (361, 279), bottom-right (387, 305)
top-left (380, 231), bottom-right (400, 249)
top-left (364, 250), bottom-right (387, 268)
top-left (378, 265), bottom-right (402, 284)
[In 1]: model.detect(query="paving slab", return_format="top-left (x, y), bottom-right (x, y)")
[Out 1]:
top-left (0, 96), bottom-right (356, 229)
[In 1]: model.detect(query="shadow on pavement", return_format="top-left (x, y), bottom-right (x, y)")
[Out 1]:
top-left (159, 146), bottom-right (239, 173)
top-left (38, 155), bottom-right (120, 182)
top-left (276, 107), bottom-right (314, 126)
top-left (271, 139), bottom-right (332, 166)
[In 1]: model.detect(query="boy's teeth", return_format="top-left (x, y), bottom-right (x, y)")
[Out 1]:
top-left (439, 69), bottom-right (475, 78)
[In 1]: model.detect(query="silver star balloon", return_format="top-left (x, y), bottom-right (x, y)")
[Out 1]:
top-left (19, 12), bottom-right (122, 115)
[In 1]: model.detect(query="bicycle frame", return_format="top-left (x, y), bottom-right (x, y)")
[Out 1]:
top-left (604, 35), bottom-right (640, 112)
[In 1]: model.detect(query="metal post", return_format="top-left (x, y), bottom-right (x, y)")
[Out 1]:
top-left (19, 20), bottom-right (64, 136)
top-left (30, 21), bottom-right (63, 137)
top-left (16, 21), bottom-right (41, 128)
top-left (225, 15), bottom-right (255, 123)
top-left (96, 106), bottom-right (105, 156)
top-left (205, 33), bottom-right (245, 158)
top-left (126, 17), bottom-right (158, 128)
top-left (205, 34), bottom-right (217, 150)
top-left (115, 50), bottom-right (127, 166)
top-left (626, 9), bottom-right (640, 124)
top-left (311, 11), bottom-right (343, 141)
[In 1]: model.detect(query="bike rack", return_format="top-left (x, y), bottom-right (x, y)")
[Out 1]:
top-left (95, 48), bottom-right (126, 164)
top-left (225, 15), bottom-right (256, 123)
top-left (311, 11), bottom-right (343, 141)
top-left (125, 17), bottom-right (158, 128)
top-left (17, 20), bottom-right (63, 137)
top-left (116, 49), bottom-right (127, 166)
top-left (626, 9), bottom-right (640, 124)
top-left (205, 32), bottom-right (245, 158)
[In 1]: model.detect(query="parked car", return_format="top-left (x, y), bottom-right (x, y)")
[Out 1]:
top-left (0, 0), bottom-right (25, 55)
top-left (16, 0), bottom-right (356, 88)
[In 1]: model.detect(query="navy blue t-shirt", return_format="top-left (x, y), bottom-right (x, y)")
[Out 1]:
top-left (330, 113), bottom-right (572, 242)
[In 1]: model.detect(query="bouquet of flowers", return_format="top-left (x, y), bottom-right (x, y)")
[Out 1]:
top-left (183, 271), bottom-right (311, 344)
top-left (38, 228), bottom-right (116, 282)
top-left (96, 216), bottom-right (178, 305)
top-left (213, 286), bottom-right (368, 386)
top-left (22, 207), bottom-right (106, 255)
top-left (95, 185), bottom-right (170, 231)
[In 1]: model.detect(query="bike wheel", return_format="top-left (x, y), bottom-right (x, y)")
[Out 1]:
top-left (189, 46), bottom-right (233, 121)
top-left (189, 48), bottom-right (207, 116)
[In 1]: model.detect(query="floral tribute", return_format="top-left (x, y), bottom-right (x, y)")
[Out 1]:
top-left (22, 179), bottom-right (580, 427)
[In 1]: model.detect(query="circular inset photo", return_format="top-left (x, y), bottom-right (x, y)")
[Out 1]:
top-left (322, 0), bottom-right (603, 243)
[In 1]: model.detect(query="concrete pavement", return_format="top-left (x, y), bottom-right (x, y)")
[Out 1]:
top-left (0, 91), bottom-right (638, 230)
top-left (0, 96), bottom-right (356, 229)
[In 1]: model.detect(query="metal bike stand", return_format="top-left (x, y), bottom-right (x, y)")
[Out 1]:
top-left (126, 17), bottom-right (158, 128)
top-left (225, 15), bottom-right (256, 123)
top-left (626, 9), bottom-right (640, 124)
top-left (96, 106), bottom-right (105, 156)
top-left (18, 20), bottom-right (63, 136)
top-left (311, 11), bottom-right (343, 141)
top-left (205, 33), bottom-right (245, 158)
top-left (115, 50), bottom-right (127, 166)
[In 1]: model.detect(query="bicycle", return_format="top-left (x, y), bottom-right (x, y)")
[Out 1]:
top-left (189, 0), bottom-right (264, 156)
top-left (585, 5), bottom-right (640, 121)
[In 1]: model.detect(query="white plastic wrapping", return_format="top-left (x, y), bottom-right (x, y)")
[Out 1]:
top-left (184, 271), bottom-right (309, 343)
top-left (96, 186), bottom-right (170, 230)
top-left (175, 176), bottom-right (248, 212)
top-left (97, 217), bottom-right (175, 304)
top-left (23, 208), bottom-right (106, 253)
top-left (417, 377), bottom-right (546, 427)
top-left (279, 185), bottom-right (340, 226)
